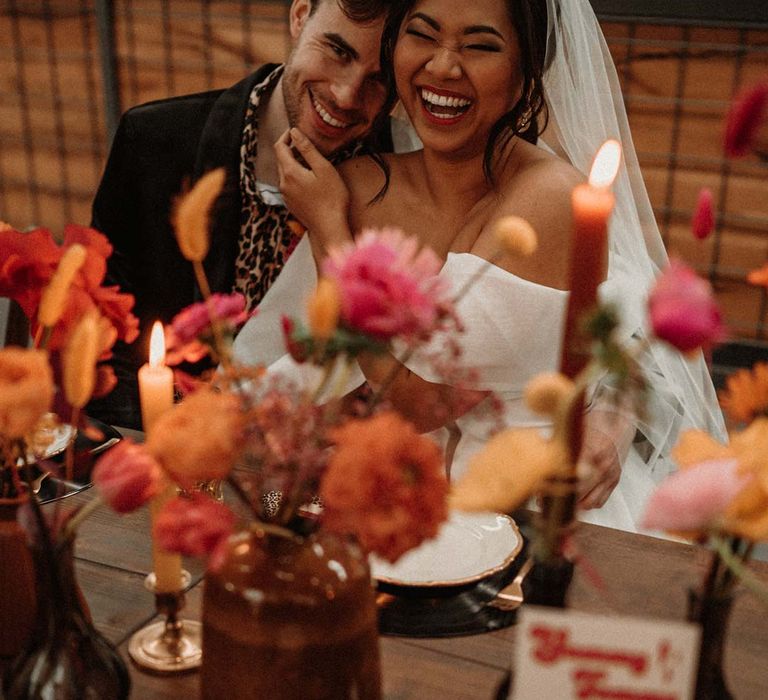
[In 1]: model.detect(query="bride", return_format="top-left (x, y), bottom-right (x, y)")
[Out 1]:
top-left (233, 0), bottom-right (726, 533)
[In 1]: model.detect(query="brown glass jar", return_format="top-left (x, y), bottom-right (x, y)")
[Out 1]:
top-left (202, 526), bottom-right (381, 700)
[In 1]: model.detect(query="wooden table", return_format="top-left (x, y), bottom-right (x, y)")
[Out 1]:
top-left (59, 480), bottom-right (768, 700)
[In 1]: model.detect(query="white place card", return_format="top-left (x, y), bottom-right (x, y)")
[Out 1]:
top-left (512, 606), bottom-right (700, 700)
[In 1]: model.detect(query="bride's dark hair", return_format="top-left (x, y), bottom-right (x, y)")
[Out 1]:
top-left (374, 0), bottom-right (550, 189)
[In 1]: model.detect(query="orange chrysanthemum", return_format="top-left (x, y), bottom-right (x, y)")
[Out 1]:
top-left (718, 362), bottom-right (768, 424)
top-left (320, 411), bottom-right (448, 563)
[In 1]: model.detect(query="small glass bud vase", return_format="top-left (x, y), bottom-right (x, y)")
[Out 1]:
top-left (201, 525), bottom-right (381, 700)
top-left (687, 588), bottom-right (734, 700)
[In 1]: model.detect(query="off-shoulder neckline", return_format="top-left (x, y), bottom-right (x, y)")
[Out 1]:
top-left (444, 251), bottom-right (568, 296)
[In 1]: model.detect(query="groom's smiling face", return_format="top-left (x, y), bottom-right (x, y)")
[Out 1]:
top-left (282, 0), bottom-right (389, 157)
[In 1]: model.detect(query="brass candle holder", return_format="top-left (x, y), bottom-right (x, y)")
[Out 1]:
top-left (128, 570), bottom-right (202, 673)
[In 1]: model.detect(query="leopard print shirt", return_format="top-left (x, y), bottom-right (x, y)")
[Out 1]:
top-left (234, 65), bottom-right (363, 311)
top-left (234, 65), bottom-right (295, 311)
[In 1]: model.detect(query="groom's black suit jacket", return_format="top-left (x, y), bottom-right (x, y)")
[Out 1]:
top-left (87, 64), bottom-right (392, 429)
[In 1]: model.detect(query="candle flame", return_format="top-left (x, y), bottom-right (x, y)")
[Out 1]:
top-left (149, 321), bottom-right (166, 367)
top-left (589, 139), bottom-right (622, 189)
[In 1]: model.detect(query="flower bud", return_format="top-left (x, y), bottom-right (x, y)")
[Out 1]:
top-left (174, 168), bottom-right (226, 262)
top-left (525, 372), bottom-right (574, 416)
top-left (493, 216), bottom-right (538, 257)
top-left (62, 310), bottom-right (101, 408)
top-left (648, 260), bottom-right (726, 354)
top-left (307, 278), bottom-right (341, 341)
top-left (38, 243), bottom-right (87, 327)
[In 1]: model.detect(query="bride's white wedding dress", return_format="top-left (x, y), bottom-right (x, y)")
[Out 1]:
top-left (232, 233), bottom-right (668, 534)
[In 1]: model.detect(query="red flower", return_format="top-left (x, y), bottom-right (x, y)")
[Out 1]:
top-left (92, 439), bottom-right (163, 513)
top-left (0, 224), bottom-right (138, 353)
top-left (320, 411), bottom-right (449, 563)
top-left (648, 260), bottom-right (726, 354)
top-left (724, 82), bottom-right (768, 158)
top-left (154, 493), bottom-right (235, 569)
top-left (691, 188), bottom-right (715, 241)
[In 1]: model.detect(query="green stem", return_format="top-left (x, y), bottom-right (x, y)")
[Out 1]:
top-left (193, 260), bottom-right (230, 370)
top-left (712, 536), bottom-right (768, 607)
top-left (61, 494), bottom-right (103, 542)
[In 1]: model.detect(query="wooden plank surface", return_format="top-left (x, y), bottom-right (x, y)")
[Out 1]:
top-left (60, 479), bottom-right (768, 699)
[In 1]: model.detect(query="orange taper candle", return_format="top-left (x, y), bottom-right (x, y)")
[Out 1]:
top-left (560, 140), bottom-right (622, 379)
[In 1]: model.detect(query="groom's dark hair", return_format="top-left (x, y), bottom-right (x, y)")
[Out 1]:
top-left (309, 0), bottom-right (393, 22)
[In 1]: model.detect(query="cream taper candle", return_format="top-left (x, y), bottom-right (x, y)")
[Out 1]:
top-left (139, 321), bottom-right (182, 594)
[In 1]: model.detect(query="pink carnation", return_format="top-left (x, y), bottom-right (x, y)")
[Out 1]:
top-left (648, 260), bottom-right (726, 354)
top-left (92, 438), bottom-right (163, 513)
top-left (641, 458), bottom-right (751, 533)
top-left (171, 293), bottom-right (253, 344)
top-left (724, 82), bottom-right (768, 158)
top-left (153, 493), bottom-right (235, 570)
top-left (691, 188), bottom-right (715, 241)
top-left (322, 228), bottom-right (453, 341)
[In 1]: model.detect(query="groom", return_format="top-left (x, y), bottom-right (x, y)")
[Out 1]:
top-left (87, 0), bottom-right (401, 429)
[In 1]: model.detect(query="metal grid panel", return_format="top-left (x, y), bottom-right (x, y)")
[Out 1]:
top-left (602, 21), bottom-right (768, 338)
top-left (1, 1), bottom-right (766, 339)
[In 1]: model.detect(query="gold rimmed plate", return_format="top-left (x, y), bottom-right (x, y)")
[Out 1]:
top-left (371, 511), bottom-right (523, 593)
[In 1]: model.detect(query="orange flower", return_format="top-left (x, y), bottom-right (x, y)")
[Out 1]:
top-left (671, 419), bottom-right (768, 540)
top-left (307, 277), bottom-right (340, 341)
top-left (493, 215), bottom-right (538, 257)
top-left (147, 389), bottom-right (245, 489)
top-left (62, 310), bottom-right (102, 409)
top-left (0, 348), bottom-right (54, 439)
top-left (718, 362), bottom-right (768, 424)
top-left (451, 428), bottom-right (566, 513)
top-left (173, 168), bottom-right (226, 262)
top-left (747, 264), bottom-right (768, 288)
top-left (320, 411), bottom-right (448, 563)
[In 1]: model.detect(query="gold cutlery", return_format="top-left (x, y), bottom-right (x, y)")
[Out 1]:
top-left (487, 557), bottom-right (534, 611)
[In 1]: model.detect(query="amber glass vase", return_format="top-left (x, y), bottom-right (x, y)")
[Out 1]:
top-left (0, 496), bottom-right (36, 659)
top-left (2, 537), bottom-right (130, 700)
top-left (202, 526), bottom-right (382, 700)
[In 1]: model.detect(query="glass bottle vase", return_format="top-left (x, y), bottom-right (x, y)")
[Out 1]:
top-left (687, 588), bottom-right (734, 700)
top-left (2, 536), bottom-right (131, 700)
top-left (202, 526), bottom-right (382, 700)
top-left (0, 496), bottom-right (36, 659)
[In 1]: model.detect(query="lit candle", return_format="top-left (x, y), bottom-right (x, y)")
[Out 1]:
top-left (138, 322), bottom-right (182, 593)
top-left (560, 140), bottom-right (622, 379)
top-left (138, 322), bottom-right (174, 433)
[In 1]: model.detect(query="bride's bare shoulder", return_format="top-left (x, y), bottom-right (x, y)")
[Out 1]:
top-left (338, 152), bottom-right (418, 223)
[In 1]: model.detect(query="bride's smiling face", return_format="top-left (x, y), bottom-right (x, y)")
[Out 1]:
top-left (394, 0), bottom-right (522, 159)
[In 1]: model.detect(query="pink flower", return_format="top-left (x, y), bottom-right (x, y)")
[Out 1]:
top-left (648, 260), bottom-right (726, 354)
top-left (322, 228), bottom-right (453, 341)
top-left (691, 188), bottom-right (715, 240)
top-left (153, 493), bottom-right (235, 570)
top-left (724, 82), bottom-right (768, 158)
top-left (641, 458), bottom-right (752, 533)
top-left (92, 438), bottom-right (163, 513)
top-left (171, 293), bottom-right (253, 344)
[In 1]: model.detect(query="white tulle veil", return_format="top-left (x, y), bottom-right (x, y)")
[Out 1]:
top-left (540, 0), bottom-right (726, 474)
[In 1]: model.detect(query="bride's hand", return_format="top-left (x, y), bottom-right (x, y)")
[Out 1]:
top-left (576, 409), bottom-right (634, 510)
top-left (275, 128), bottom-right (351, 246)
